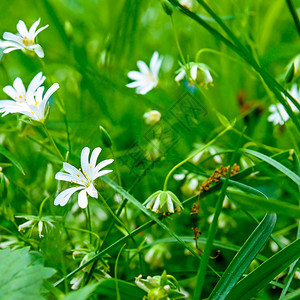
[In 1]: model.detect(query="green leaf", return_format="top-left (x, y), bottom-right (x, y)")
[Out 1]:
top-left (226, 239), bottom-right (300, 299)
top-left (0, 247), bottom-right (56, 300)
top-left (209, 213), bottom-right (277, 299)
top-left (62, 282), bottom-right (99, 300)
top-left (283, 289), bottom-right (300, 300)
top-left (0, 145), bottom-right (25, 175)
top-left (243, 149), bottom-right (300, 187)
top-left (228, 190), bottom-right (300, 218)
top-left (95, 279), bottom-right (145, 299)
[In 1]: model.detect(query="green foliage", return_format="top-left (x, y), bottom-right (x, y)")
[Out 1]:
top-left (0, 247), bottom-right (55, 299)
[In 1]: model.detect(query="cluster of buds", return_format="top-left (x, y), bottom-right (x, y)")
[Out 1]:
top-left (135, 271), bottom-right (186, 300)
top-left (199, 163), bottom-right (240, 193)
top-left (144, 191), bottom-right (183, 215)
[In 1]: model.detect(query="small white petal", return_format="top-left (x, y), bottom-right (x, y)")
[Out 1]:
top-left (137, 60), bottom-right (150, 75)
top-left (152, 194), bottom-right (161, 212)
top-left (54, 187), bottom-right (83, 206)
top-left (29, 18), bottom-right (41, 36)
top-left (78, 189), bottom-right (88, 208)
top-left (86, 184), bottom-right (98, 199)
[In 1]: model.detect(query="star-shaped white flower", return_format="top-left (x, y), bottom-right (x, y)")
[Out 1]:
top-left (0, 19), bottom-right (48, 58)
top-left (268, 84), bottom-right (300, 126)
top-left (127, 51), bottom-right (162, 95)
top-left (0, 73), bottom-right (59, 123)
top-left (54, 147), bottom-right (114, 208)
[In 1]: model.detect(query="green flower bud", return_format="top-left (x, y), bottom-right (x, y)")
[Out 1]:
top-left (45, 163), bottom-right (56, 193)
top-left (99, 125), bottom-right (112, 148)
top-left (161, 0), bottom-right (173, 16)
top-left (64, 21), bottom-right (74, 40)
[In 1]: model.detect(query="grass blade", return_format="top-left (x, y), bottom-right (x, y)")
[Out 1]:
top-left (0, 145), bottom-right (25, 175)
top-left (228, 191), bottom-right (300, 218)
top-left (209, 213), bottom-right (277, 299)
top-left (243, 148), bottom-right (300, 187)
top-left (226, 239), bottom-right (300, 299)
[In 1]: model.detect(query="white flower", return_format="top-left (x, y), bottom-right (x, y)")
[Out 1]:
top-left (268, 84), bottom-right (299, 126)
top-left (144, 190), bottom-right (183, 214)
top-left (54, 147), bottom-right (114, 209)
top-left (0, 74), bottom-right (59, 123)
top-left (18, 220), bottom-right (34, 232)
top-left (175, 62), bottom-right (213, 87)
top-left (0, 19), bottom-right (48, 58)
top-left (127, 51), bottom-right (162, 95)
top-left (143, 110), bottom-right (161, 125)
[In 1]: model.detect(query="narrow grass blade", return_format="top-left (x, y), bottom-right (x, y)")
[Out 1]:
top-left (209, 213), bottom-right (277, 299)
top-left (0, 145), bottom-right (25, 175)
top-left (226, 239), bottom-right (300, 299)
top-left (228, 191), bottom-right (300, 218)
top-left (243, 149), bottom-right (300, 187)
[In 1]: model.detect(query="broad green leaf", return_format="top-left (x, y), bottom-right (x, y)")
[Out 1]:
top-left (226, 239), bottom-right (300, 299)
top-left (228, 190), bottom-right (300, 218)
top-left (62, 282), bottom-right (99, 300)
top-left (0, 247), bottom-right (56, 300)
top-left (0, 145), bottom-right (25, 175)
top-left (243, 149), bottom-right (300, 187)
top-left (209, 213), bottom-right (276, 299)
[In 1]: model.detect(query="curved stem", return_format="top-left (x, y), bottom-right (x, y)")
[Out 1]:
top-left (170, 15), bottom-right (187, 66)
top-left (42, 123), bottom-right (64, 161)
top-left (195, 48), bottom-right (242, 65)
top-left (163, 125), bottom-right (232, 190)
top-left (38, 196), bottom-right (50, 218)
top-left (65, 226), bottom-right (101, 248)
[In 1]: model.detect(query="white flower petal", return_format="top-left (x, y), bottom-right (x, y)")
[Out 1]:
top-left (29, 18), bottom-right (41, 36)
top-left (55, 172), bottom-right (84, 185)
top-left (54, 187), bottom-right (83, 206)
top-left (63, 162), bottom-right (86, 181)
top-left (31, 44), bottom-right (44, 58)
top-left (93, 169), bottom-right (113, 180)
top-left (3, 47), bottom-right (22, 53)
top-left (81, 147), bottom-right (91, 178)
top-left (78, 189), bottom-right (88, 208)
top-left (152, 194), bottom-right (161, 212)
top-left (126, 81), bottom-right (141, 88)
top-left (13, 78), bottom-right (26, 95)
top-left (90, 147), bottom-right (102, 168)
top-left (17, 20), bottom-right (29, 37)
top-left (127, 71), bottom-right (144, 81)
top-left (27, 72), bottom-right (46, 94)
top-left (137, 60), bottom-right (150, 75)
top-left (95, 158), bottom-right (114, 173)
top-left (86, 184), bottom-right (98, 199)
top-left (3, 86), bottom-right (17, 99)
top-left (3, 32), bottom-right (23, 44)
top-left (167, 194), bottom-right (174, 213)
top-left (42, 83), bottom-right (59, 104)
top-left (34, 24), bottom-right (49, 38)
top-left (175, 70), bottom-right (186, 82)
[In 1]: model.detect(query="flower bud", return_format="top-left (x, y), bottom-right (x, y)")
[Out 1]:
top-left (45, 163), bottom-right (56, 194)
top-left (144, 190), bottom-right (183, 214)
top-left (143, 110), bottom-right (161, 125)
top-left (99, 125), bottom-right (112, 148)
top-left (161, 0), bottom-right (173, 16)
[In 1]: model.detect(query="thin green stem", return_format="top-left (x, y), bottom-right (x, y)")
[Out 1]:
top-left (170, 15), bottom-right (187, 65)
top-left (38, 196), bottom-right (49, 218)
top-left (42, 123), bottom-right (64, 161)
top-left (163, 125), bottom-right (232, 190)
top-left (115, 243), bottom-right (127, 300)
top-left (87, 205), bottom-right (92, 244)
